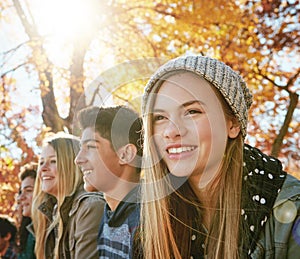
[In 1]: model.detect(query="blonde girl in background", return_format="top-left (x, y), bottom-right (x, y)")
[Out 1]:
top-left (139, 55), bottom-right (300, 258)
top-left (31, 133), bottom-right (105, 259)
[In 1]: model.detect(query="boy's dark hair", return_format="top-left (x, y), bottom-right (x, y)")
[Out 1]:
top-left (18, 162), bottom-right (37, 181)
top-left (77, 106), bottom-right (143, 157)
top-left (0, 217), bottom-right (17, 240)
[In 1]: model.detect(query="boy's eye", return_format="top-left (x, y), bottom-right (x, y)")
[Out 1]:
top-left (153, 114), bottom-right (166, 122)
top-left (87, 145), bottom-right (97, 149)
top-left (24, 188), bottom-right (33, 194)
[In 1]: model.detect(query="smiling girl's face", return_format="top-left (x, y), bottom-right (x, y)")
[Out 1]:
top-left (38, 144), bottom-right (58, 197)
top-left (152, 72), bottom-right (237, 186)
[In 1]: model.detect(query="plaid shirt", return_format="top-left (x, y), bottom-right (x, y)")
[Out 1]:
top-left (97, 186), bottom-right (140, 259)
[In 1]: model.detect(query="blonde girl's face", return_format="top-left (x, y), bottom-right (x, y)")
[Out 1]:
top-left (38, 144), bottom-right (58, 197)
top-left (152, 72), bottom-right (232, 187)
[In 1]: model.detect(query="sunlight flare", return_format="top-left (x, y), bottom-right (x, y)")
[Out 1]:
top-left (33, 0), bottom-right (97, 41)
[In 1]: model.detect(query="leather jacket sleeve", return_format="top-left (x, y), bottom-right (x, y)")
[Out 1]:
top-left (68, 193), bottom-right (105, 259)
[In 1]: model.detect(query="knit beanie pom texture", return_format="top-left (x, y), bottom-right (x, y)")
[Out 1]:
top-left (143, 55), bottom-right (253, 138)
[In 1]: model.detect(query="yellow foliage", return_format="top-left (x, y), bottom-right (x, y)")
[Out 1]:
top-left (0, 0), bottom-right (299, 218)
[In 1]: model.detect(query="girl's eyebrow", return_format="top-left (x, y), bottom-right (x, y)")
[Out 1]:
top-left (182, 100), bottom-right (205, 107)
top-left (153, 100), bottom-right (205, 113)
top-left (39, 155), bottom-right (56, 160)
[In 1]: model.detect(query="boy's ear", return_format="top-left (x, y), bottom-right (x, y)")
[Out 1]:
top-left (4, 232), bottom-right (12, 241)
top-left (227, 119), bottom-right (241, 139)
top-left (117, 144), bottom-right (137, 165)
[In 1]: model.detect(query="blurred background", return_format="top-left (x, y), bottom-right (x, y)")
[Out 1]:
top-left (0, 0), bottom-right (299, 219)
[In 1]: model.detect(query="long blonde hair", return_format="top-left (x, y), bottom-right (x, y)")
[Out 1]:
top-left (140, 75), bottom-right (244, 258)
top-left (32, 134), bottom-right (83, 259)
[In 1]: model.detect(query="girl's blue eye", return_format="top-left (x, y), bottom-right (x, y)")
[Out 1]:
top-left (50, 160), bottom-right (56, 164)
top-left (87, 145), bottom-right (97, 149)
top-left (186, 109), bottom-right (202, 115)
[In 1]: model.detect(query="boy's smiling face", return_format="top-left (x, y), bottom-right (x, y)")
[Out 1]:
top-left (75, 127), bottom-right (122, 193)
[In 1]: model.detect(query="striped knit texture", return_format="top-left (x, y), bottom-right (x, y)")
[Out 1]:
top-left (142, 55), bottom-right (253, 137)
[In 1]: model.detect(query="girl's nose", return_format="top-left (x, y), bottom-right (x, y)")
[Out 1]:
top-left (163, 119), bottom-right (187, 139)
top-left (40, 161), bottom-right (49, 171)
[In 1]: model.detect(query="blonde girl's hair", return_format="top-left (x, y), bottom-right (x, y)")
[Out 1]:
top-left (32, 134), bottom-right (82, 259)
top-left (140, 73), bottom-right (244, 259)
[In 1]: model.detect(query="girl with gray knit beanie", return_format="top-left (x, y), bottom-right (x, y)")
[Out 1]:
top-left (137, 55), bottom-right (300, 258)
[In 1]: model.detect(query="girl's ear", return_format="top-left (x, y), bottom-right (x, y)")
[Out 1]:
top-left (117, 144), bottom-right (138, 165)
top-left (227, 119), bottom-right (241, 139)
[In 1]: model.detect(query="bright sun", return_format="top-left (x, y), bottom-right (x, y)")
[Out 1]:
top-left (28, 0), bottom-right (100, 66)
top-left (33, 0), bottom-right (97, 39)
top-left (21, 0), bottom-right (108, 118)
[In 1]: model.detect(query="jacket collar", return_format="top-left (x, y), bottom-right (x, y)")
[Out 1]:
top-left (69, 191), bottom-right (104, 216)
top-left (105, 184), bottom-right (140, 227)
top-left (274, 174), bottom-right (300, 207)
top-left (241, 144), bottom-right (287, 255)
top-left (38, 194), bottom-right (57, 221)
top-left (38, 184), bottom-right (86, 221)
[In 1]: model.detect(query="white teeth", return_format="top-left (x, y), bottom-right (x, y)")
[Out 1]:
top-left (42, 176), bottom-right (52, 180)
top-left (168, 146), bottom-right (195, 154)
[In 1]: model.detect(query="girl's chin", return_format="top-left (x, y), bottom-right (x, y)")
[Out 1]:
top-left (42, 187), bottom-right (57, 197)
top-left (167, 163), bottom-right (196, 178)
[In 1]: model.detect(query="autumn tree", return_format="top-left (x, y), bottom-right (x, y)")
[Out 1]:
top-left (243, 0), bottom-right (299, 169)
top-left (0, 0), bottom-right (299, 217)
top-left (0, 75), bottom-right (37, 218)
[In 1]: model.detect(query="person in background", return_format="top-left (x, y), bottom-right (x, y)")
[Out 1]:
top-left (75, 106), bottom-right (143, 258)
top-left (0, 217), bottom-right (17, 259)
top-left (139, 55), bottom-right (300, 258)
top-left (16, 162), bottom-right (37, 259)
top-left (31, 132), bottom-right (105, 259)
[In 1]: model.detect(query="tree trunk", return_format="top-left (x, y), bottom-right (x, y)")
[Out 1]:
top-left (271, 91), bottom-right (299, 157)
top-left (66, 43), bottom-right (88, 134)
top-left (13, 0), bottom-right (64, 132)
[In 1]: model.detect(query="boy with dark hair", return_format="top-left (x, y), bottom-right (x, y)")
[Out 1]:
top-left (17, 163), bottom-right (37, 259)
top-left (0, 217), bottom-right (17, 259)
top-left (75, 105), bottom-right (143, 258)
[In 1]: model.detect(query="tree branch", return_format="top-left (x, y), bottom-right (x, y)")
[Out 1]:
top-left (1, 62), bottom-right (27, 77)
top-left (12, 0), bottom-right (39, 38)
top-left (1, 41), bottom-right (29, 56)
top-left (287, 68), bottom-right (300, 87)
top-left (271, 91), bottom-right (299, 157)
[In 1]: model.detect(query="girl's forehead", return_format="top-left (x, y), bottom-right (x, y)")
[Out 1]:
top-left (155, 73), bottom-right (218, 104)
top-left (161, 73), bottom-right (213, 93)
top-left (40, 144), bottom-right (56, 157)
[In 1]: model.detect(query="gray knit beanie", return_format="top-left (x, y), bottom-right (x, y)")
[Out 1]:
top-left (142, 55), bottom-right (253, 138)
